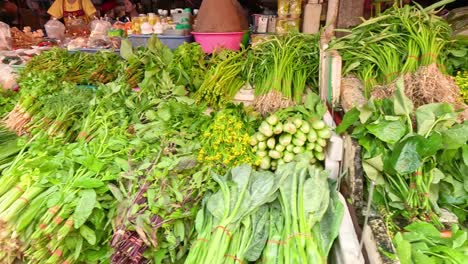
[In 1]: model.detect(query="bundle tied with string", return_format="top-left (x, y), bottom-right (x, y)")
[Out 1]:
top-left (371, 63), bottom-right (468, 120)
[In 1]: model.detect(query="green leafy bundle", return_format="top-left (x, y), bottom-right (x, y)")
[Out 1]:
top-left (337, 78), bottom-right (468, 228)
top-left (169, 43), bottom-right (208, 92)
top-left (246, 33), bottom-right (320, 102)
top-left (197, 106), bottom-right (259, 174)
top-left (195, 49), bottom-right (247, 109)
top-left (332, 1), bottom-right (453, 95)
top-left (262, 161), bottom-right (343, 264)
top-left (185, 162), bottom-right (343, 264)
top-left (185, 165), bottom-right (283, 264)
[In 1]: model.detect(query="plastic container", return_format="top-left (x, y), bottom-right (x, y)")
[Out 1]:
top-left (172, 8), bottom-right (191, 24)
top-left (192, 32), bottom-right (244, 53)
top-left (128, 34), bottom-right (193, 50)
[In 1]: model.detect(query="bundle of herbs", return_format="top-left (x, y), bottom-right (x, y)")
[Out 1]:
top-left (337, 78), bottom-right (468, 229)
top-left (110, 100), bottom-right (215, 264)
top-left (246, 33), bottom-right (320, 106)
top-left (4, 76), bottom-right (95, 141)
top-left (169, 43), bottom-right (208, 93)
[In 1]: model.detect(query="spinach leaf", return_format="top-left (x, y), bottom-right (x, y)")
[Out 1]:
top-left (366, 119), bottom-right (407, 145)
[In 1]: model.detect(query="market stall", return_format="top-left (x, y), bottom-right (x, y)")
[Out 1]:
top-left (0, 0), bottom-right (466, 264)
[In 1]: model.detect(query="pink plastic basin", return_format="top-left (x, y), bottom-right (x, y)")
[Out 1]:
top-left (192, 32), bottom-right (244, 53)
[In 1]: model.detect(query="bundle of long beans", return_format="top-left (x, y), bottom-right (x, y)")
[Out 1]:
top-left (332, 1), bottom-right (453, 95)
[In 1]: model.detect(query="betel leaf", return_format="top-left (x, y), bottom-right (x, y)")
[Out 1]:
top-left (404, 222), bottom-right (440, 238)
top-left (363, 155), bottom-right (385, 184)
top-left (415, 103), bottom-right (457, 136)
top-left (80, 225), bottom-right (97, 245)
top-left (388, 137), bottom-right (421, 174)
top-left (393, 78), bottom-right (413, 117)
top-left (74, 189), bottom-right (97, 229)
top-left (366, 119), bottom-right (407, 144)
top-left (442, 122), bottom-right (468, 150)
top-left (336, 107), bottom-right (360, 134)
top-left (394, 232), bottom-right (412, 264)
top-left (359, 104), bottom-right (374, 124)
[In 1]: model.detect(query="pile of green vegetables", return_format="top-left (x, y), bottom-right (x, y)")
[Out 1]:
top-left (0, 35), bottom-right (340, 264)
top-left (186, 161), bottom-right (343, 264)
top-left (338, 78), bottom-right (467, 262)
top-left (332, 1), bottom-right (454, 95)
top-left (252, 93), bottom-right (332, 170)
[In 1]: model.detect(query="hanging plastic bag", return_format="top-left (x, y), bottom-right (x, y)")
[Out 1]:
top-left (67, 17), bottom-right (90, 36)
top-left (90, 19), bottom-right (111, 38)
top-left (0, 64), bottom-right (18, 90)
top-left (0, 22), bottom-right (12, 50)
top-left (45, 18), bottom-right (65, 40)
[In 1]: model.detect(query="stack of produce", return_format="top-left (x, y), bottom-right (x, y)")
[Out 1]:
top-left (194, 0), bottom-right (248, 32)
top-left (252, 93), bottom-right (331, 170)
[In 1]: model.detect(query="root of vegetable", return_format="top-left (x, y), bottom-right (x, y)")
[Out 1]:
top-left (371, 64), bottom-right (468, 120)
top-left (253, 91), bottom-right (295, 116)
top-left (2, 105), bottom-right (31, 136)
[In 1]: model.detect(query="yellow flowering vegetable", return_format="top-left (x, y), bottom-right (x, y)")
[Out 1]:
top-left (455, 71), bottom-right (468, 103)
top-left (198, 110), bottom-right (258, 173)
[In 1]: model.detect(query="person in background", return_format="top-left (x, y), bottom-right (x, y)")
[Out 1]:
top-left (0, 0), bottom-right (18, 26)
top-left (123, 0), bottom-right (137, 17)
top-left (47, 0), bottom-right (97, 26)
top-left (100, 0), bottom-right (117, 17)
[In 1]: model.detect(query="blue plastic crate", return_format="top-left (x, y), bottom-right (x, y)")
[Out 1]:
top-left (128, 34), bottom-right (193, 50)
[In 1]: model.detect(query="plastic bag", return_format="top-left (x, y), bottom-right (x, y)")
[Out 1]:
top-left (67, 17), bottom-right (89, 36)
top-left (88, 36), bottom-right (111, 49)
top-left (276, 18), bottom-right (300, 34)
top-left (45, 18), bottom-right (65, 40)
top-left (66, 37), bottom-right (88, 50)
top-left (0, 64), bottom-right (18, 90)
top-left (90, 19), bottom-right (112, 38)
top-left (0, 22), bottom-right (12, 50)
top-left (289, 0), bottom-right (302, 18)
top-left (278, 0), bottom-right (290, 17)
